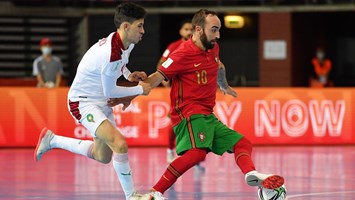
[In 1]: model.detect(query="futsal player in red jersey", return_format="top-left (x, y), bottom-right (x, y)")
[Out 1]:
top-left (131, 9), bottom-right (285, 200)
top-left (156, 19), bottom-right (192, 70)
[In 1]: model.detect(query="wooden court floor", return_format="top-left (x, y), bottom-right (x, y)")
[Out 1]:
top-left (1, 146), bottom-right (355, 200)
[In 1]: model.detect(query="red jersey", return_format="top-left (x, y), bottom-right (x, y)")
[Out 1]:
top-left (160, 39), bottom-right (185, 60)
top-left (158, 38), bottom-right (220, 126)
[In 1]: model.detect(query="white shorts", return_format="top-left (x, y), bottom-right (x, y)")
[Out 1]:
top-left (68, 100), bottom-right (115, 137)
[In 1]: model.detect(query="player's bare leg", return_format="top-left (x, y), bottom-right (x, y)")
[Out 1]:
top-left (34, 120), bottom-right (136, 200)
top-left (95, 120), bottom-right (135, 200)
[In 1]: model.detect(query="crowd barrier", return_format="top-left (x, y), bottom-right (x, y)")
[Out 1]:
top-left (0, 87), bottom-right (353, 147)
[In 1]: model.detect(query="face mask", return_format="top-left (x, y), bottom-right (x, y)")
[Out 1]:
top-left (41, 47), bottom-right (52, 55)
top-left (316, 51), bottom-right (324, 60)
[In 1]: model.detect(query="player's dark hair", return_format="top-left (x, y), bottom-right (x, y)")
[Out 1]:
top-left (180, 19), bottom-right (192, 29)
top-left (192, 9), bottom-right (217, 30)
top-left (114, 2), bottom-right (147, 28)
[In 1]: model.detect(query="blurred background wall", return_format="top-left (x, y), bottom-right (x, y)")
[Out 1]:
top-left (0, 0), bottom-right (355, 87)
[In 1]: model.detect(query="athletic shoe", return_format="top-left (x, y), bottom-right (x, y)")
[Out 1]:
top-left (34, 127), bottom-right (54, 162)
top-left (245, 171), bottom-right (284, 189)
top-left (128, 194), bottom-right (151, 200)
top-left (128, 191), bottom-right (147, 200)
top-left (129, 191), bottom-right (165, 200)
top-left (167, 149), bottom-right (175, 163)
top-left (148, 191), bottom-right (166, 200)
top-left (262, 174), bottom-right (285, 189)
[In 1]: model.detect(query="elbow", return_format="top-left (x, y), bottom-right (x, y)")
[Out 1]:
top-left (102, 87), bottom-right (114, 98)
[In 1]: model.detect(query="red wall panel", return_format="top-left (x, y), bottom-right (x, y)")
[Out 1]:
top-left (0, 87), bottom-right (353, 147)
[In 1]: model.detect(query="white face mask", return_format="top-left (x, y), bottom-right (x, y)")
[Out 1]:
top-left (316, 51), bottom-right (324, 60)
top-left (41, 47), bottom-right (52, 55)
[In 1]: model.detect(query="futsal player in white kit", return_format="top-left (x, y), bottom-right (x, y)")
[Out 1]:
top-left (34, 2), bottom-right (151, 199)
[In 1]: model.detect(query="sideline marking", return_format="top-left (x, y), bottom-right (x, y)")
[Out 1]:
top-left (287, 191), bottom-right (355, 199)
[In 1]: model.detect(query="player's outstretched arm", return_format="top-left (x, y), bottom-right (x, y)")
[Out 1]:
top-left (107, 95), bottom-right (137, 110)
top-left (127, 71), bottom-right (147, 82)
top-left (106, 71), bottom-right (165, 108)
top-left (217, 62), bottom-right (238, 98)
top-left (143, 71), bottom-right (166, 89)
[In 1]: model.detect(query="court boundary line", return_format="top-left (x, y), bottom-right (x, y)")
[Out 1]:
top-left (287, 190), bottom-right (355, 199)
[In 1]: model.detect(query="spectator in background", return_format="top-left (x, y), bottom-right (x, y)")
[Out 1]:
top-left (156, 19), bottom-right (192, 164)
top-left (33, 38), bottom-right (64, 88)
top-left (310, 47), bottom-right (333, 87)
top-left (157, 19), bottom-right (192, 71)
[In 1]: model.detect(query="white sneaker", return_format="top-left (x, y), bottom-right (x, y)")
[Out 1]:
top-left (129, 191), bottom-right (165, 200)
top-left (34, 127), bottom-right (54, 162)
top-left (128, 191), bottom-right (150, 200)
top-left (149, 191), bottom-right (166, 200)
top-left (245, 171), bottom-right (284, 189)
top-left (166, 149), bottom-right (175, 163)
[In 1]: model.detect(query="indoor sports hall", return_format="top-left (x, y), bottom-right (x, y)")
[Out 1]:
top-left (0, 1), bottom-right (354, 200)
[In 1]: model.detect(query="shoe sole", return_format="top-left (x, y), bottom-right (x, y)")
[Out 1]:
top-left (261, 175), bottom-right (284, 189)
top-left (34, 127), bottom-right (49, 162)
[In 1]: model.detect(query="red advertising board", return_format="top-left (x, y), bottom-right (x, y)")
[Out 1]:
top-left (0, 87), bottom-right (353, 147)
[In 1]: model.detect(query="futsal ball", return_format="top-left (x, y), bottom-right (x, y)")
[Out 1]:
top-left (257, 185), bottom-right (287, 200)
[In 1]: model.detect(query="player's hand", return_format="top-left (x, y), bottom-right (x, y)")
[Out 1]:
top-left (107, 95), bottom-right (137, 110)
top-left (221, 86), bottom-right (238, 98)
top-left (128, 71), bottom-right (147, 82)
top-left (139, 81), bottom-right (152, 95)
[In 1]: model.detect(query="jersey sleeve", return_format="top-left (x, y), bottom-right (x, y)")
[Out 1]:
top-left (161, 49), bottom-right (170, 59)
top-left (158, 51), bottom-right (188, 79)
top-left (100, 44), bottom-right (142, 98)
top-left (161, 42), bottom-right (176, 59)
top-left (101, 73), bottom-right (143, 98)
top-left (161, 40), bottom-right (182, 60)
top-left (101, 65), bottom-right (143, 98)
top-left (122, 66), bottom-right (131, 79)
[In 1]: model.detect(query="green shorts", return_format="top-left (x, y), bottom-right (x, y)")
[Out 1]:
top-left (173, 114), bottom-right (244, 156)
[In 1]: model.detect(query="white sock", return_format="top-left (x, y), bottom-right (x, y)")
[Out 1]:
top-left (50, 135), bottom-right (94, 158)
top-left (112, 153), bottom-right (134, 200)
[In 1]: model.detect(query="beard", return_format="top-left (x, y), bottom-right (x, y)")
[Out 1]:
top-left (200, 31), bottom-right (216, 50)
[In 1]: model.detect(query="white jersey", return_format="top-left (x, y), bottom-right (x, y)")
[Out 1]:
top-left (68, 32), bottom-right (143, 105)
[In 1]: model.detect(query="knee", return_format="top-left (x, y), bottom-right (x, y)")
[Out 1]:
top-left (104, 133), bottom-right (128, 153)
top-left (112, 139), bottom-right (128, 153)
top-left (96, 120), bottom-right (128, 153)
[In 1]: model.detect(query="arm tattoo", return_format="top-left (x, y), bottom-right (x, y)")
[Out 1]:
top-left (217, 66), bottom-right (229, 90)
